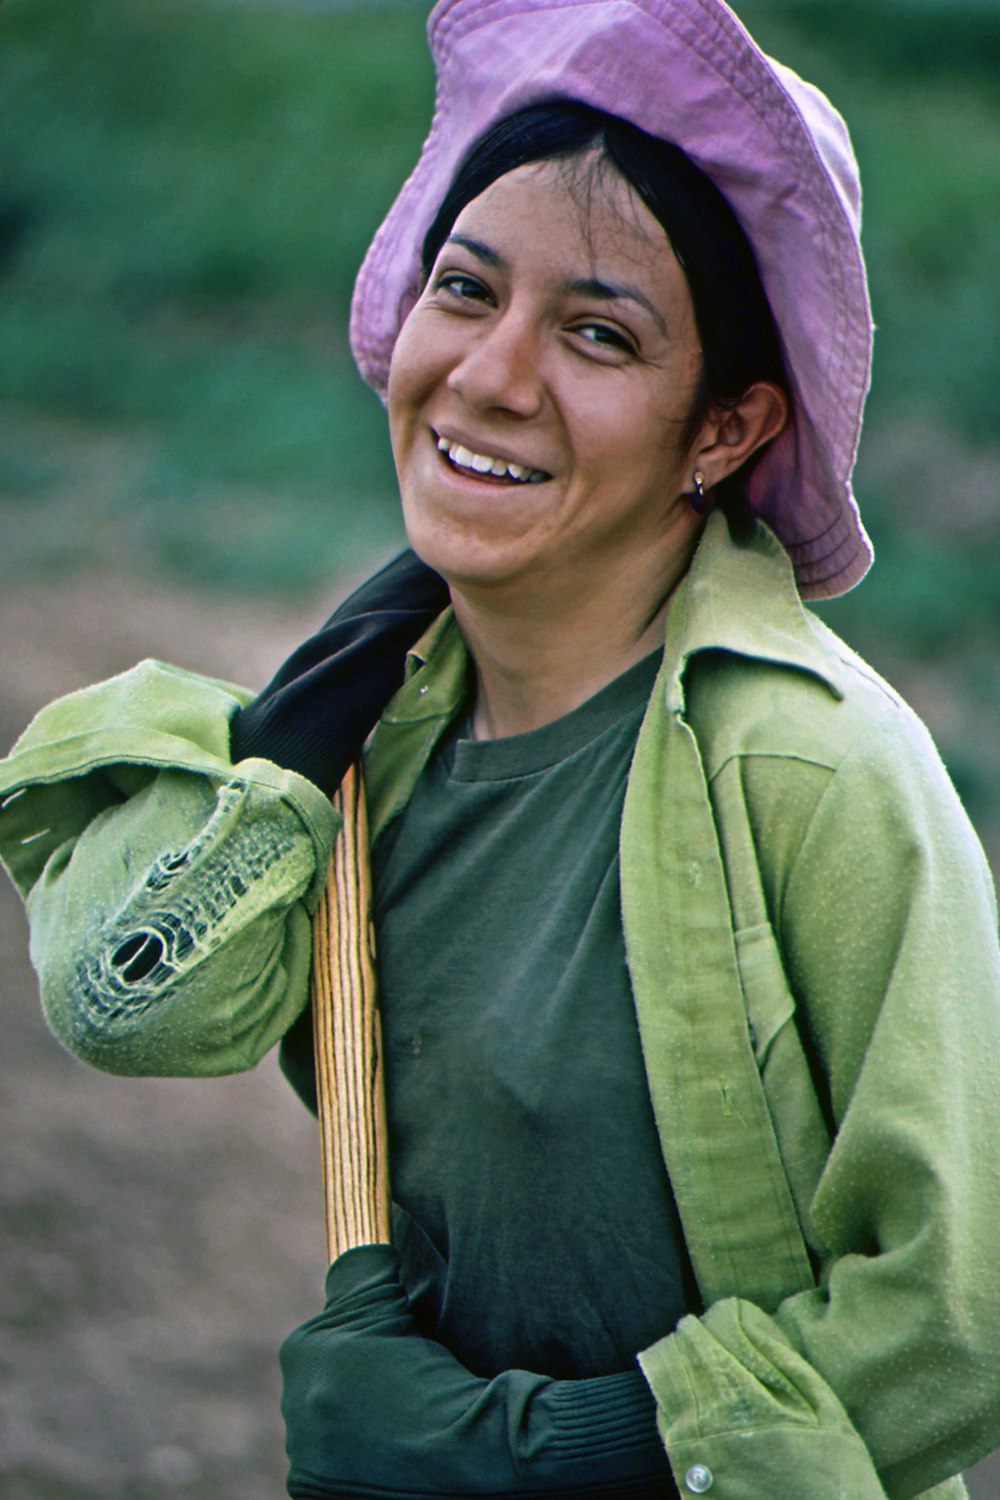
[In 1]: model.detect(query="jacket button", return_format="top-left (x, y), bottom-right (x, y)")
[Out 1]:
top-left (685, 1465), bottom-right (713, 1493)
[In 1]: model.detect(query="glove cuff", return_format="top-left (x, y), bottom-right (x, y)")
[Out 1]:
top-left (545, 1366), bottom-right (663, 1463)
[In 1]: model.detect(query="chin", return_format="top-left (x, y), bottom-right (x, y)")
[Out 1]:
top-left (403, 513), bottom-right (538, 595)
top-left (410, 543), bottom-right (523, 595)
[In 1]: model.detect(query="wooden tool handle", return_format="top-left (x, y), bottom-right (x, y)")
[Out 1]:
top-left (311, 762), bottom-right (391, 1260)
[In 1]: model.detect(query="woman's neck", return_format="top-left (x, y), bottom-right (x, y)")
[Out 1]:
top-left (449, 551), bottom-right (691, 741)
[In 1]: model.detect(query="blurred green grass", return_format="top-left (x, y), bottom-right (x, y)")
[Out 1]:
top-left (1, 0), bottom-right (997, 581)
top-left (0, 0), bottom-right (436, 588)
top-left (0, 0), bottom-right (997, 642)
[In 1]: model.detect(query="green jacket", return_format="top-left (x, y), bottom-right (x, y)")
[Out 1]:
top-left (2, 514), bottom-right (998, 1500)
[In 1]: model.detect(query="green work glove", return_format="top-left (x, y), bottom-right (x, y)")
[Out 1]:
top-left (280, 1244), bottom-right (676, 1498)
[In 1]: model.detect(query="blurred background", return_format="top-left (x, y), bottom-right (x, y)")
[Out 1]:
top-left (0, 0), bottom-right (998, 1495)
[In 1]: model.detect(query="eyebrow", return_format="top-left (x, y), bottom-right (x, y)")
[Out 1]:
top-left (562, 276), bottom-right (667, 335)
top-left (444, 234), bottom-right (667, 334)
top-left (446, 233), bottom-right (502, 267)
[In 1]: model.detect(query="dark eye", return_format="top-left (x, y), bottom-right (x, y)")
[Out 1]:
top-left (433, 271), bottom-right (493, 304)
top-left (574, 322), bottom-right (635, 354)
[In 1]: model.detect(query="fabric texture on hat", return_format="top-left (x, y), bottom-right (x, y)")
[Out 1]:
top-left (350, 0), bottom-right (875, 599)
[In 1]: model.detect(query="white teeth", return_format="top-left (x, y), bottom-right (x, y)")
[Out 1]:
top-left (436, 435), bottom-right (548, 484)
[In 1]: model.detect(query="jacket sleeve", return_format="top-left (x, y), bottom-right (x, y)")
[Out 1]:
top-left (0, 659), bottom-right (339, 1077)
top-left (639, 707), bottom-right (1000, 1500)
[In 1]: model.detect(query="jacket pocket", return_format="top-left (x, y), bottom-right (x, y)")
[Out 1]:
top-left (734, 922), bottom-right (832, 1254)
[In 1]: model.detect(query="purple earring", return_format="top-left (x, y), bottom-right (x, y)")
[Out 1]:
top-left (689, 471), bottom-right (712, 517)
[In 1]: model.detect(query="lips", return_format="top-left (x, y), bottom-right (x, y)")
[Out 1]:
top-left (435, 433), bottom-right (550, 484)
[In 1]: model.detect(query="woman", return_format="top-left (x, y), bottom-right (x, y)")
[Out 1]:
top-left (2, 1), bottom-right (999, 1496)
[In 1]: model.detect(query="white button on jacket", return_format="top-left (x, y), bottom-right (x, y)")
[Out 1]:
top-left (685, 1464), bottom-right (713, 1494)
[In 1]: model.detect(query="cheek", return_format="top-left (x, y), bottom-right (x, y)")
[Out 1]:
top-left (629, 371), bottom-right (702, 472)
top-left (387, 321), bottom-right (420, 426)
top-left (562, 351), bottom-right (699, 461)
top-left (387, 305), bottom-right (455, 413)
top-left (387, 330), bottom-right (432, 480)
top-left (568, 392), bottom-right (684, 483)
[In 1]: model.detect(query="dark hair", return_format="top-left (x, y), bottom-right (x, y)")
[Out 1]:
top-left (421, 101), bottom-right (788, 526)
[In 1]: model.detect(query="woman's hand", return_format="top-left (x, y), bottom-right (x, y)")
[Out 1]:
top-left (280, 1245), bottom-right (675, 1498)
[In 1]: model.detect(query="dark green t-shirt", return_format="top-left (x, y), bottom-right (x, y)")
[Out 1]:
top-left (373, 649), bottom-right (696, 1384)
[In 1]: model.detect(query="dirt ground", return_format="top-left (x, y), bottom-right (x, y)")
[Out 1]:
top-left (1, 569), bottom-right (998, 1499)
top-left (0, 572), bottom-right (335, 1499)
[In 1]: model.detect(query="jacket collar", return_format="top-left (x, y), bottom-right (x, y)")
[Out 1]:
top-left (391, 513), bottom-right (846, 725)
top-left (661, 512), bottom-right (846, 716)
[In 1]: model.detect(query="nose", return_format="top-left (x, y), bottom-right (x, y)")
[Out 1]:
top-left (445, 309), bottom-right (544, 419)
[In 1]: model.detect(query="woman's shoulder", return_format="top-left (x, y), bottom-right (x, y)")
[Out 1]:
top-left (679, 610), bottom-right (998, 932)
top-left (683, 608), bottom-right (947, 791)
top-left (667, 517), bottom-right (943, 791)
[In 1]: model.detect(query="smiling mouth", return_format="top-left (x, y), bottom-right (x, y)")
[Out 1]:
top-left (436, 434), bottom-right (550, 485)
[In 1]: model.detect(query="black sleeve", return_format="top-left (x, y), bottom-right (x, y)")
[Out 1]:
top-left (281, 1245), bottom-right (677, 1499)
top-left (229, 549), bottom-right (451, 798)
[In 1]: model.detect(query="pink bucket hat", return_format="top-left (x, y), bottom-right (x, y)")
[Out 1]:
top-left (350, 0), bottom-right (874, 599)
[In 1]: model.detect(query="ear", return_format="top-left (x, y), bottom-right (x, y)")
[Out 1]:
top-left (691, 382), bottom-right (789, 490)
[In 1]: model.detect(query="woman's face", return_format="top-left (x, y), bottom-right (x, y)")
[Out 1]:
top-left (387, 156), bottom-right (709, 598)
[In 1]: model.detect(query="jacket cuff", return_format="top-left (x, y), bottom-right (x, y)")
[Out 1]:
top-left (639, 1303), bottom-right (889, 1499)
